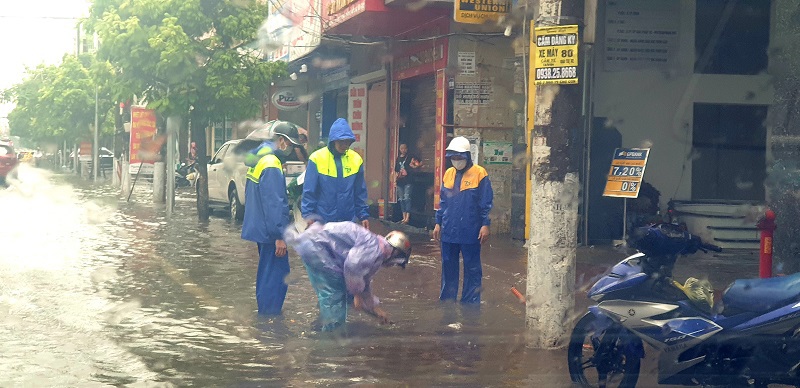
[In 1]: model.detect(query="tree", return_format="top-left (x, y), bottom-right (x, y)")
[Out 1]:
top-left (4, 54), bottom-right (115, 147)
top-left (86, 0), bottom-right (286, 220)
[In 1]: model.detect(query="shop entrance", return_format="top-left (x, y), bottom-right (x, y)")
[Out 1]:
top-left (396, 74), bottom-right (436, 227)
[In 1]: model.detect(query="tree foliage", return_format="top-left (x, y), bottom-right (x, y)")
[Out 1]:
top-left (86, 0), bottom-right (286, 122)
top-left (4, 54), bottom-right (114, 143)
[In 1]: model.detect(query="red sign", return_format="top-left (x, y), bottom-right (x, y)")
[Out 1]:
top-left (394, 41), bottom-right (449, 80)
top-left (79, 141), bottom-right (92, 161)
top-left (129, 107), bottom-right (157, 173)
top-left (434, 69), bottom-right (447, 210)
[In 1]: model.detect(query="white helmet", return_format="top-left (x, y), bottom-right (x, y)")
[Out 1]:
top-left (446, 136), bottom-right (470, 153)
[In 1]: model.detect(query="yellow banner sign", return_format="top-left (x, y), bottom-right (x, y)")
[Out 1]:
top-left (454, 0), bottom-right (512, 24)
top-left (603, 148), bottom-right (650, 198)
top-left (533, 25), bottom-right (579, 85)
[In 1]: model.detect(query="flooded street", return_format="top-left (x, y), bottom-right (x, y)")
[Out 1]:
top-left (1, 165), bottom-right (578, 387)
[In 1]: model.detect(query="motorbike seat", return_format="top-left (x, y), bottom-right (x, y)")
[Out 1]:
top-left (722, 272), bottom-right (800, 313)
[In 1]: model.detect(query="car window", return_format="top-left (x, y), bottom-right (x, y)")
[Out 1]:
top-left (211, 144), bottom-right (229, 164)
top-left (0, 146), bottom-right (12, 156)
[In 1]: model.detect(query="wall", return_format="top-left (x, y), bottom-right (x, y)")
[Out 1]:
top-left (450, 35), bottom-right (519, 234)
top-left (591, 0), bottom-right (774, 208)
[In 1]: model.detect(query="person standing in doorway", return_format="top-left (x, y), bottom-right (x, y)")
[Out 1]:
top-left (301, 118), bottom-right (370, 229)
top-left (432, 136), bottom-right (494, 304)
top-left (240, 127), bottom-right (299, 315)
top-left (394, 143), bottom-right (422, 224)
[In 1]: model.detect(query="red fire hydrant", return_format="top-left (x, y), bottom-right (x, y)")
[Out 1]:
top-left (757, 209), bottom-right (777, 278)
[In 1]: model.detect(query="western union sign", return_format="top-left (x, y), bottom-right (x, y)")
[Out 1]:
top-left (533, 25), bottom-right (580, 85)
top-left (454, 0), bottom-right (512, 24)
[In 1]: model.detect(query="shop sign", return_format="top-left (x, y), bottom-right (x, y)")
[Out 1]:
top-left (602, 148), bottom-right (650, 198)
top-left (396, 45), bottom-right (444, 73)
top-left (483, 141), bottom-right (512, 164)
top-left (454, 0), bottom-right (512, 24)
top-left (79, 141), bottom-right (92, 162)
top-left (533, 24), bottom-right (580, 85)
top-left (265, 0), bottom-right (322, 62)
top-left (324, 0), bottom-right (367, 29)
top-left (454, 82), bottom-right (492, 105)
top-left (604, 0), bottom-right (679, 71)
top-left (129, 106), bottom-right (157, 175)
top-left (272, 89), bottom-right (303, 111)
top-left (348, 84), bottom-right (368, 158)
top-left (320, 65), bottom-right (350, 92)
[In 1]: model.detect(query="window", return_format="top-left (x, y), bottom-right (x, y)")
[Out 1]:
top-left (692, 103), bottom-right (767, 201)
top-left (695, 0), bottom-right (771, 75)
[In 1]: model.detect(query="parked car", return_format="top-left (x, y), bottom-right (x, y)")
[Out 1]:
top-left (0, 140), bottom-right (19, 184)
top-left (206, 139), bottom-right (306, 222)
top-left (207, 140), bottom-right (248, 221)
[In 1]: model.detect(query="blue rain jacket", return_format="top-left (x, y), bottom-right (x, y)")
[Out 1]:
top-left (285, 221), bottom-right (393, 311)
top-left (435, 152), bottom-right (494, 244)
top-left (241, 142), bottom-right (290, 243)
top-left (301, 118), bottom-right (369, 223)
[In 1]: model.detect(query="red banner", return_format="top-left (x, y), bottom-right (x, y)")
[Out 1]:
top-left (129, 107), bottom-right (157, 173)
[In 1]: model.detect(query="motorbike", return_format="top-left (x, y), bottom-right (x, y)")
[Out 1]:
top-left (175, 162), bottom-right (196, 188)
top-left (568, 223), bottom-right (800, 387)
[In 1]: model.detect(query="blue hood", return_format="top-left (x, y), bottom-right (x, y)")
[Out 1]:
top-left (244, 141), bottom-right (276, 168)
top-left (329, 118), bottom-right (355, 144)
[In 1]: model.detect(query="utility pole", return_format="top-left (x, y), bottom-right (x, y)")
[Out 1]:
top-left (166, 116), bottom-right (179, 216)
top-left (93, 85), bottom-right (99, 183)
top-left (526, 0), bottom-right (587, 349)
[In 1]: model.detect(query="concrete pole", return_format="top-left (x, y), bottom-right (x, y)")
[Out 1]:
top-left (526, 0), bottom-right (586, 349)
top-left (153, 162), bottom-right (166, 203)
top-left (93, 86), bottom-right (99, 183)
top-left (122, 161), bottom-right (131, 197)
top-left (166, 116), bottom-right (179, 217)
top-left (112, 158), bottom-right (120, 187)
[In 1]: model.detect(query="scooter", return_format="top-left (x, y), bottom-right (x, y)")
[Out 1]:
top-left (175, 162), bottom-right (196, 188)
top-left (568, 223), bottom-right (800, 387)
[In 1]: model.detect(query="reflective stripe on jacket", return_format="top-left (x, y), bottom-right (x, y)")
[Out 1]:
top-left (242, 153), bottom-right (290, 242)
top-left (436, 165), bottom-right (493, 244)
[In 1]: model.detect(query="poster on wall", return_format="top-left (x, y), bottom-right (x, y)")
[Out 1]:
top-left (466, 135), bottom-right (480, 164)
top-left (483, 141), bottom-right (512, 164)
top-left (129, 106), bottom-right (157, 175)
top-left (347, 83), bottom-right (368, 158)
top-left (533, 25), bottom-right (579, 85)
top-left (603, 0), bottom-right (680, 71)
top-left (454, 82), bottom-right (492, 105)
top-left (458, 52), bottom-right (476, 75)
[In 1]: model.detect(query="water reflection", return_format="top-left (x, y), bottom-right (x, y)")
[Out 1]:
top-left (0, 166), bottom-right (583, 386)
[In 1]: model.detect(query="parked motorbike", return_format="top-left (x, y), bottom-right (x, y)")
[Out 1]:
top-left (568, 223), bottom-right (800, 387)
top-left (175, 162), bottom-right (196, 188)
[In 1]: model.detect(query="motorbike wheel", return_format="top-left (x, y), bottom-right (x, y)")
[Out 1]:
top-left (229, 187), bottom-right (245, 222)
top-left (567, 313), bottom-right (641, 388)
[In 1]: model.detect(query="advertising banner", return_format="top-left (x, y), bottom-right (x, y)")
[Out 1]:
top-left (454, 0), bottom-right (512, 24)
top-left (129, 107), bottom-right (157, 175)
top-left (533, 25), bottom-right (580, 85)
top-left (347, 83), bottom-right (368, 158)
top-left (602, 148), bottom-right (650, 198)
top-left (265, 0), bottom-right (322, 62)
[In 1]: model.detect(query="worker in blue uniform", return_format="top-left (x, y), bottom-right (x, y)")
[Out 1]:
top-left (241, 125), bottom-right (301, 315)
top-left (432, 136), bottom-right (494, 304)
top-left (301, 118), bottom-right (370, 229)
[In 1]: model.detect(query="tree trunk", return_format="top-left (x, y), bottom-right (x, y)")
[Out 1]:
top-left (190, 108), bottom-right (210, 221)
top-left (526, 0), bottom-right (585, 349)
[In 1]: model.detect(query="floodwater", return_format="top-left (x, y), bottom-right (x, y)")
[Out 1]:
top-left (1, 164), bottom-right (588, 387)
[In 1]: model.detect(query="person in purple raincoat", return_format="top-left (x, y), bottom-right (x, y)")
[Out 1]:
top-left (285, 221), bottom-right (412, 331)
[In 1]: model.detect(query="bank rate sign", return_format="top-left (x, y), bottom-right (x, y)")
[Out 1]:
top-left (533, 25), bottom-right (579, 85)
top-left (603, 148), bottom-right (650, 198)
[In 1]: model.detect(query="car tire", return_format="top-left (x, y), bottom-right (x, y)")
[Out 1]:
top-left (229, 187), bottom-right (244, 222)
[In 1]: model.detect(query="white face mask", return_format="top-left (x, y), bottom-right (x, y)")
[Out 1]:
top-left (452, 159), bottom-right (467, 170)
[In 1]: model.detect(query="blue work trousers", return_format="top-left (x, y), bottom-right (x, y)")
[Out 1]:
top-left (303, 261), bottom-right (347, 331)
top-left (256, 242), bottom-right (290, 315)
top-left (440, 242), bottom-right (482, 304)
